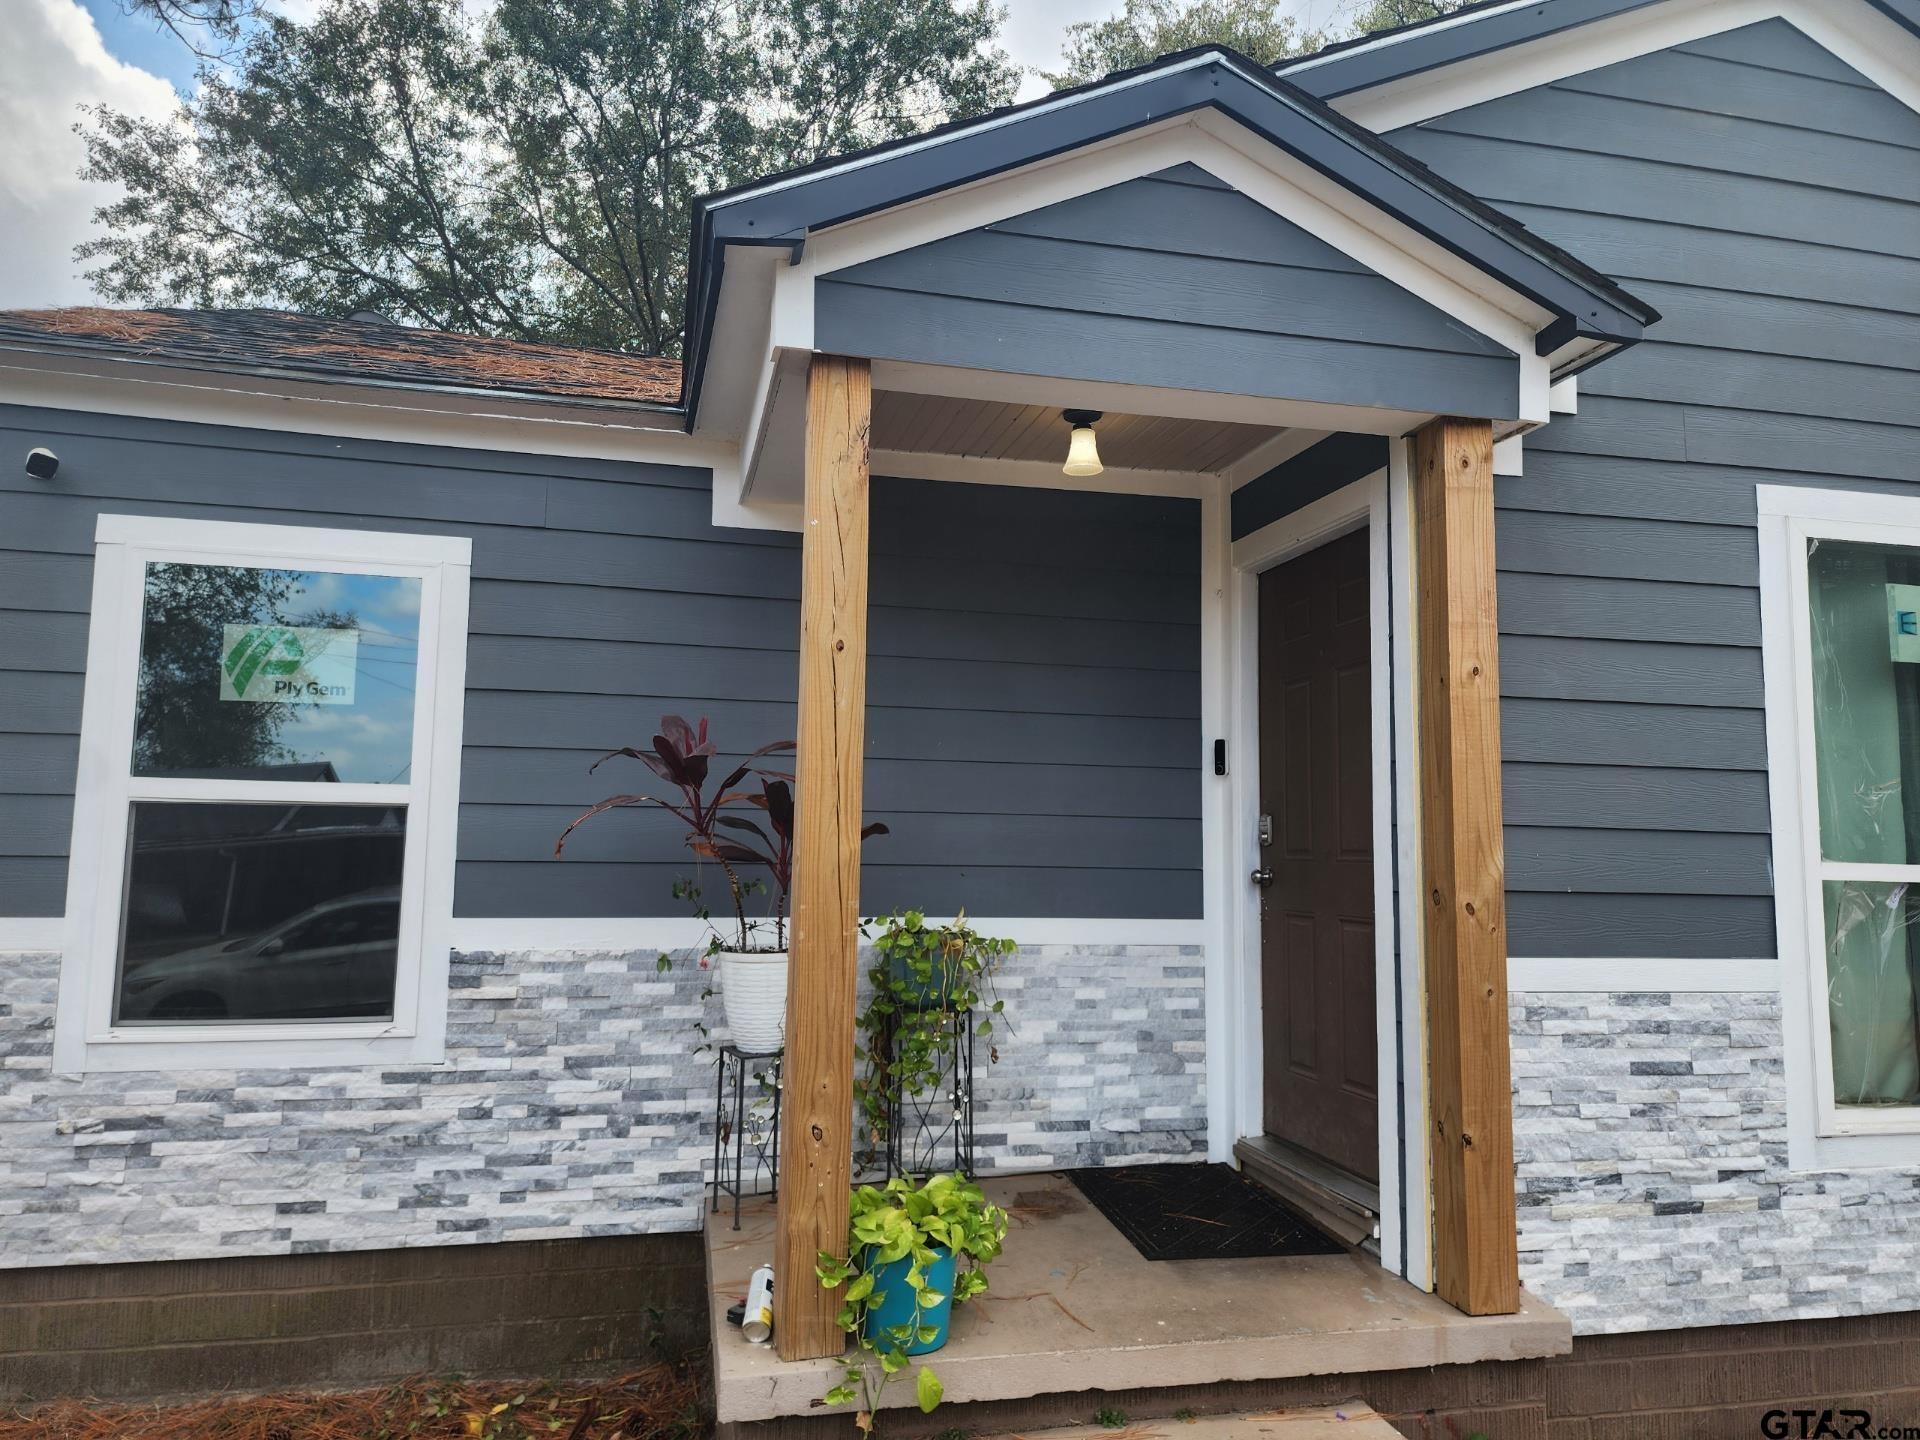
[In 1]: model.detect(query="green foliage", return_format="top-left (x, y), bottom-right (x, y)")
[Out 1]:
top-left (89, 0), bottom-right (1019, 354)
top-left (1046, 0), bottom-right (1329, 84)
top-left (1094, 1408), bottom-right (1129, 1429)
top-left (1044, 0), bottom-right (1477, 88)
top-left (855, 911), bottom-right (1015, 1165)
top-left (815, 1173), bottom-right (1008, 1428)
top-left (1346, 0), bottom-right (1477, 35)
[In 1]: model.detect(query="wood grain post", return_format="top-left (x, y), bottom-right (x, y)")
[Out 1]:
top-left (773, 353), bottom-right (872, 1361)
top-left (1412, 415), bottom-right (1520, 1317)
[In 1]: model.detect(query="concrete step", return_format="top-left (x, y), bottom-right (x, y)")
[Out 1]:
top-left (977, 1406), bottom-right (1403, 1440)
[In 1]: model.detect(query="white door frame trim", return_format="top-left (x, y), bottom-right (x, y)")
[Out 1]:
top-left (1222, 459), bottom-right (1428, 1287)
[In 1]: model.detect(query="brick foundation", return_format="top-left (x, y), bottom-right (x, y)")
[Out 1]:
top-left (716, 1313), bottom-right (1920, 1440)
top-left (0, 1232), bottom-right (705, 1403)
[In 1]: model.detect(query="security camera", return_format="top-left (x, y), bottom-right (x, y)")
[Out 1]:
top-left (25, 447), bottom-right (58, 481)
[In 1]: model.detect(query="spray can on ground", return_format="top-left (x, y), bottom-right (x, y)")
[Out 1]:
top-left (743, 1265), bottom-right (774, 1344)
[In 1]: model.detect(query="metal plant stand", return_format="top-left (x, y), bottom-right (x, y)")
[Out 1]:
top-left (710, 1044), bottom-right (781, 1231)
top-left (881, 1006), bottom-right (977, 1181)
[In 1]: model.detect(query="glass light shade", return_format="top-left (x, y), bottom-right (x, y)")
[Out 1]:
top-left (1063, 423), bottom-right (1103, 476)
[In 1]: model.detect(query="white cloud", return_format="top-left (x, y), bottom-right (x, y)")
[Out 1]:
top-left (1001, 0), bottom-right (1115, 96)
top-left (0, 0), bottom-right (180, 308)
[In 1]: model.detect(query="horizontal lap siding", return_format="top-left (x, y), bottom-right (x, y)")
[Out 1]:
top-left (814, 164), bottom-right (1519, 419)
top-left (1391, 17), bottom-right (1920, 961)
top-left (505, 477), bottom-right (1204, 920)
top-left (0, 406), bottom-right (1199, 918)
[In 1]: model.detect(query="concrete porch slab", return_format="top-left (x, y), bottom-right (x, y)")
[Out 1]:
top-left (705, 1172), bottom-right (1569, 1425)
top-left (977, 1406), bottom-right (1402, 1439)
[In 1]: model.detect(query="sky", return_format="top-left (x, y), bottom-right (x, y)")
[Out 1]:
top-left (0, 0), bottom-right (1344, 311)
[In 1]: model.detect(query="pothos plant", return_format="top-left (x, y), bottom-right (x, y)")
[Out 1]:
top-left (855, 911), bottom-right (1016, 1165)
top-left (815, 1173), bottom-right (1008, 1428)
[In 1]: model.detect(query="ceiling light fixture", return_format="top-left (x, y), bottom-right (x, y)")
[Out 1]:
top-left (1062, 409), bottom-right (1104, 477)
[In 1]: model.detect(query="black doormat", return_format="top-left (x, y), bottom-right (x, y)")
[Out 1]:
top-left (1067, 1163), bottom-right (1347, 1262)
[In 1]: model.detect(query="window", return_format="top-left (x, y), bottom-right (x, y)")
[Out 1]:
top-left (1760, 486), bottom-right (1920, 1168)
top-left (55, 517), bottom-right (470, 1072)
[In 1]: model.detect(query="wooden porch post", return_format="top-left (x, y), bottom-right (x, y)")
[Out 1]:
top-left (1412, 416), bottom-right (1520, 1317)
top-left (774, 353), bottom-right (872, 1361)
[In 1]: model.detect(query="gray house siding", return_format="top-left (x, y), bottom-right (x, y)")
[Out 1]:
top-left (1388, 18), bottom-right (1920, 959)
top-left (0, 405), bottom-right (1200, 921)
top-left (814, 164), bottom-right (1521, 420)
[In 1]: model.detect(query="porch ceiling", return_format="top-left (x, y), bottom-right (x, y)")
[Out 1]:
top-left (872, 391), bottom-right (1284, 474)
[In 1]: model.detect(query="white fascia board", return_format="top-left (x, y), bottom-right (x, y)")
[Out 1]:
top-left (1493, 434), bottom-right (1525, 476)
top-left (701, 242), bottom-right (789, 460)
top-left (737, 347), bottom-right (809, 504)
top-left (1334, 0), bottom-right (1920, 133)
top-left (789, 116), bottom-right (1551, 424)
top-left (0, 355), bottom-right (735, 475)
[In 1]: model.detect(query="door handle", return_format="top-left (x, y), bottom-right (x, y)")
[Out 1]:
top-left (1250, 867), bottom-right (1274, 888)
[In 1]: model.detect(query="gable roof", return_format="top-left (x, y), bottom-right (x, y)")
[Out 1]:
top-left (0, 307), bottom-right (683, 408)
top-left (1276, 0), bottom-right (1920, 101)
top-left (681, 44), bottom-right (1657, 427)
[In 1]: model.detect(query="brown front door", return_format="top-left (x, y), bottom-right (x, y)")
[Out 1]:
top-left (1257, 527), bottom-right (1378, 1184)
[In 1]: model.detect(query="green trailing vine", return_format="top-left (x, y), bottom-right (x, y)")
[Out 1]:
top-left (815, 1173), bottom-right (1008, 1430)
top-left (855, 911), bottom-right (1016, 1165)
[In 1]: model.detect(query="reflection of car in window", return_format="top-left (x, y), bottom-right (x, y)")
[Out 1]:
top-left (116, 889), bottom-right (401, 1024)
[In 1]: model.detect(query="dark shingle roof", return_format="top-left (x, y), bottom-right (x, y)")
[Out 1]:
top-left (0, 307), bottom-right (684, 407)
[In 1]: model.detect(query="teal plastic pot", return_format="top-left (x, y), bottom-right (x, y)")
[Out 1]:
top-left (886, 953), bottom-right (960, 1011)
top-left (860, 1244), bottom-right (956, 1355)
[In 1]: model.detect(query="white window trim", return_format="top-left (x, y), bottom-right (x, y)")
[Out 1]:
top-left (54, 514), bottom-right (471, 1074)
top-left (1758, 483), bottom-right (1920, 1170)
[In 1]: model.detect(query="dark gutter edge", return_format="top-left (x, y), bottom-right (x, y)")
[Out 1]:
top-left (0, 338), bottom-right (688, 420)
top-left (1279, 0), bottom-right (1667, 98)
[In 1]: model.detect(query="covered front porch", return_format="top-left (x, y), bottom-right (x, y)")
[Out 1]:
top-left (676, 41), bottom-right (1654, 1432)
top-left (707, 1174), bottom-right (1568, 1434)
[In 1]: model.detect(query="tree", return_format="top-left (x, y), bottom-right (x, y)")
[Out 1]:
top-left (112, 0), bottom-right (261, 57)
top-left (1045, 0), bottom-right (1477, 87)
top-left (1046, 0), bottom-right (1329, 84)
top-left (1345, 0), bottom-right (1475, 34)
top-left (80, 0), bottom-right (1018, 355)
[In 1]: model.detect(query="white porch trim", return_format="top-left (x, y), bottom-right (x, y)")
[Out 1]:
top-left (1328, 0), bottom-right (1920, 133)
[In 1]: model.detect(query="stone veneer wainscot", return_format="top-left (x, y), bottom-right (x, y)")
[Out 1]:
top-left (0, 944), bottom-right (1206, 1267)
top-left (1513, 990), bottom-right (1920, 1333)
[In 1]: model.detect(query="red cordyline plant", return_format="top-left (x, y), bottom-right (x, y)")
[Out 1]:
top-left (554, 715), bottom-right (885, 951)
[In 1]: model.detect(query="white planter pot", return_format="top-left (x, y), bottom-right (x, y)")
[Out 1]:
top-left (720, 949), bottom-right (789, 1053)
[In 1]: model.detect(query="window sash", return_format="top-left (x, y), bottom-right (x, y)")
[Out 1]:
top-left (58, 518), bottom-right (467, 1068)
top-left (1786, 514), bottom-right (1920, 1137)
